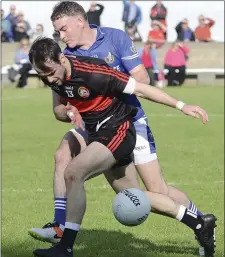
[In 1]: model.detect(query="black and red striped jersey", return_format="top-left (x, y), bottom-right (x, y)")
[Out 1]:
top-left (43, 55), bottom-right (137, 131)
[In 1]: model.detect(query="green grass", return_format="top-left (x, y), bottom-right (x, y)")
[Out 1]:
top-left (2, 86), bottom-right (224, 257)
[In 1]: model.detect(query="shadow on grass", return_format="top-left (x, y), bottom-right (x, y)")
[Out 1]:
top-left (2, 229), bottom-right (197, 257)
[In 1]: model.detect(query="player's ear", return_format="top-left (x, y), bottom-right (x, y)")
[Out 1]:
top-left (59, 53), bottom-right (66, 65)
top-left (77, 15), bottom-right (85, 27)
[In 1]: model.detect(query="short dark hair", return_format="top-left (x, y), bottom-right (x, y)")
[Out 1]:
top-left (29, 37), bottom-right (62, 72)
top-left (51, 1), bottom-right (87, 22)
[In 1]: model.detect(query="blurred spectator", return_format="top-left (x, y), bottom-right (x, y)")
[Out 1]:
top-left (148, 20), bottom-right (166, 48)
top-left (30, 24), bottom-right (45, 43)
top-left (138, 41), bottom-right (158, 86)
top-left (164, 41), bottom-right (190, 86)
top-left (122, 0), bottom-right (142, 41)
top-left (86, 2), bottom-right (104, 26)
top-left (2, 9), bottom-right (14, 41)
top-left (175, 19), bottom-right (195, 42)
top-left (194, 15), bottom-right (215, 42)
top-left (12, 11), bottom-right (32, 42)
top-left (8, 36), bottom-right (32, 88)
top-left (1, 25), bottom-right (10, 42)
top-left (12, 22), bottom-right (29, 42)
top-left (150, 0), bottom-right (167, 38)
top-left (5, 4), bottom-right (17, 26)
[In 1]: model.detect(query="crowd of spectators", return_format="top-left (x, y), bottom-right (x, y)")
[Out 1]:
top-left (121, 0), bottom-right (216, 86)
top-left (1, 1), bottom-right (217, 88)
top-left (1, 5), bottom-right (48, 43)
top-left (121, 0), bottom-right (216, 44)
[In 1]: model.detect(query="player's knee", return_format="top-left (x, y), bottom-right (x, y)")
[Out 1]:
top-left (54, 147), bottom-right (72, 170)
top-left (64, 164), bottom-right (86, 183)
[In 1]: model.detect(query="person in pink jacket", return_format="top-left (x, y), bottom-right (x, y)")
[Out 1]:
top-left (164, 41), bottom-right (189, 86)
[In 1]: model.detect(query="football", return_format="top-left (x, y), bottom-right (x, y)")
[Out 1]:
top-left (112, 188), bottom-right (151, 226)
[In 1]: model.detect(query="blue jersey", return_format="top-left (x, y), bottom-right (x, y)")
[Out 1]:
top-left (63, 24), bottom-right (145, 121)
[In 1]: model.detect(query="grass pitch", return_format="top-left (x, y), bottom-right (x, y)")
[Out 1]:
top-left (2, 86), bottom-right (224, 257)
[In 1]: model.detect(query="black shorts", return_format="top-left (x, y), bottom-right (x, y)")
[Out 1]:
top-left (88, 120), bottom-right (136, 167)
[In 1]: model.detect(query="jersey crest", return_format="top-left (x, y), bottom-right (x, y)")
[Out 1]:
top-left (78, 86), bottom-right (90, 98)
top-left (104, 52), bottom-right (114, 64)
top-left (130, 42), bottom-right (137, 53)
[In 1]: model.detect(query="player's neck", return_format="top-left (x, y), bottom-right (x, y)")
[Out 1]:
top-left (79, 26), bottom-right (97, 50)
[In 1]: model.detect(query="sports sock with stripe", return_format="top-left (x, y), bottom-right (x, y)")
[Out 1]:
top-left (189, 201), bottom-right (203, 216)
top-left (176, 205), bottom-right (204, 231)
top-left (54, 198), bottom-right (67, 226)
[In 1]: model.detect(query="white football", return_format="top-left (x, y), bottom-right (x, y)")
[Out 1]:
top-left (112, 188), bottom-right (151, 226)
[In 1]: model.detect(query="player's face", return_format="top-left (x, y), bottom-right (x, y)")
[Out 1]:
top-left (53, 16), bottom-right (84, 48)
top-left (35, 61), bottom-right (67, 86)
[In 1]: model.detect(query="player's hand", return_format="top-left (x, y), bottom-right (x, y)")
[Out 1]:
top-left (65, 102), bottom-right (85, 131)
top-left (181, 105), bottom-right (208, 124)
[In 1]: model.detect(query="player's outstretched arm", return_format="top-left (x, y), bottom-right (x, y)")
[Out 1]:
top-left (132, 80), bottom-right (208, 124)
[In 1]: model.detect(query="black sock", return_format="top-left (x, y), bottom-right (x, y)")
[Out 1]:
top-left (58, 228), bottom-right (78, 250)
top-left (180, 208), bottom-right (203, 231)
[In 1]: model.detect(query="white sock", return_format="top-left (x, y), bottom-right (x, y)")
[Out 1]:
top-left (176, 205), bottom-right (186, 221)
top-left (65, 222), bottom-right (80, 231)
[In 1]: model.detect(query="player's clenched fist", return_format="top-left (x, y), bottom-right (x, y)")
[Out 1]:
top-left (65, 102), bottom-right (85, 130)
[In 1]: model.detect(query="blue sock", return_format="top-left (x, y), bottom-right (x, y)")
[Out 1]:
top-left (54, 198), bottom-right (67, 226)
top-left (189, 201), bottom-right (203, 216)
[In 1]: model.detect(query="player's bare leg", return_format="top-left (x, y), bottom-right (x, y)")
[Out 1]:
top-left (33, 142), bottom-right (125, 256)
top-left (136, 159), bottom-right (216, 256)
top-left (104, 162), bottom-right (140, 192)
top-left (29, 130), bottom-right (87, 244)
top-left (64, 142), bottom-right (117, 223)
top-left (136, 161), bottom-right (191, 208)
top-left (106, 163), bottom-right (186, 218)
top-left (105, 162), bottom-right (217, 257)
top-left (54, 129), bottom-right (87, 198)
top-left (105, 163), bottom-right (180, 217)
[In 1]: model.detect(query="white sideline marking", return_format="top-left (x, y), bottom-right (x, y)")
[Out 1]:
top-left (2, 181), bottom-right (224, 193)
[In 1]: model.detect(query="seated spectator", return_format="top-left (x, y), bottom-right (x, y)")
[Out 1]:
top-left (30, 24), bottom-right (45, 43)
top-left (195, 15), bottom-right (215, 42)
top-left (1, 25), bottom-right (10, 42)
top-left (164, 41), bottom-right (190, 86)
top-left (12, 11), bottom-right (31, 41)
top-left (8, 36), bottom-right (32, 88)
top-left (122, 0), bottom-right (142, 41)
top-left (150, 0), bottom-right (167, 38)
top-left (138, 41), bottom-right (158, 86)
top-left (148, 20), bottom-right (166, 48)
top-left (126, 22), bottom-right (142, 42)
top-left (175, 19), bottom-right (195, 42)
top-left (86, 2), bottom-right (104, 26)
top-left (12, 22), bottom-right (29, 42)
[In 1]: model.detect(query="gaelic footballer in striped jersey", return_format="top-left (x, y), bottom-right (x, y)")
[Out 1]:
top-left (29, 37), bottom-right (215, 257)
